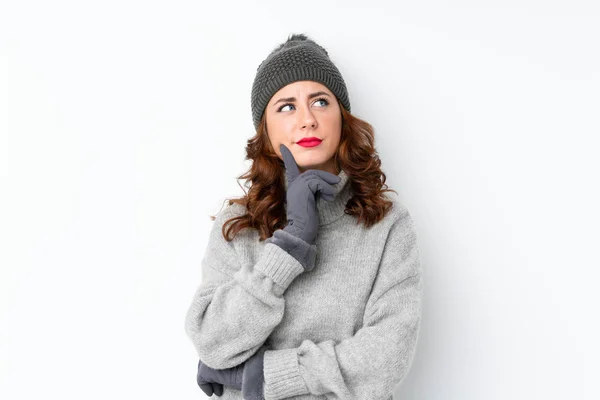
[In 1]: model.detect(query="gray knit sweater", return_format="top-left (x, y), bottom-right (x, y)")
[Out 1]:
top-left (184, 169), bottom-right (423, 400)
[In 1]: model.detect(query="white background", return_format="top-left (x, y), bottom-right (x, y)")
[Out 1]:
top-left (1, 1), bottom-right (599, 399)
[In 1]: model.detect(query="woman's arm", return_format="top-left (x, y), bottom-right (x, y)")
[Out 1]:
top-left (184, 204), bottom-right (311, 370)
top-left (261, 209), bottom-right (423, 400)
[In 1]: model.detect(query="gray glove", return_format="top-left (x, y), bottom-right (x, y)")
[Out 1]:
top-left (241, 345), bottom-right (268, 400)
top-left (196, 346), bottom-right (268, 399)
top-left (197, 359), bottom-right (240, 396)
top-left (278, 143), bottom-right (340, 245)
top-left (265, 144), bottom-right (340, 271)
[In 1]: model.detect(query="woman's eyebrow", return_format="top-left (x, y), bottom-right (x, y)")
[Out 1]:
top-left (273, 91), bottom-right (330, 107)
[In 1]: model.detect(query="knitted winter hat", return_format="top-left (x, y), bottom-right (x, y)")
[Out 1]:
top-left (250, 33), bottom-right (351, 130)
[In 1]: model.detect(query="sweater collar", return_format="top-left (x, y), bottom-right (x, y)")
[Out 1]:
top-left (283, 168), bottom-right (352, 226)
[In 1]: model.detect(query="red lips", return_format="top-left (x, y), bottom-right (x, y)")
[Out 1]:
top-left (297, 136), bottom-right (322, 144)
top-left (297, 137), bottom-right (322, 148)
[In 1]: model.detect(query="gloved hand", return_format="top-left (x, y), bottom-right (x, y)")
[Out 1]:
top-left (278, 143), bottom-right (341, 245)
top-left (197, 359), bottom-right (242, 397)
top-left (196, 346), bottom-right (269, 399)
top-left (241, 345), bottom-right (267, 400)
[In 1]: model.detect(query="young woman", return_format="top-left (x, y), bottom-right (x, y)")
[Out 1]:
top-left (185, 33), bottom-right (423, 400)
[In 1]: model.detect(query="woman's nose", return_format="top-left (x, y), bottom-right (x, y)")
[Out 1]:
top-left (298, 106), bottom-right (317, 129)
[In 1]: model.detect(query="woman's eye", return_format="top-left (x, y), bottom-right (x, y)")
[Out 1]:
top-left (314, 98), bottom-right (329, 107)
top-left (277, 98), bottom-right (329, 112)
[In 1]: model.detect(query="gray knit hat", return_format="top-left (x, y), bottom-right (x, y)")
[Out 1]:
top-left (250, 33), bottom-right (351, 130)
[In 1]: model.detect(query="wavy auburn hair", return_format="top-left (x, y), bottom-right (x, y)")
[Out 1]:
top-left (212, 100), bottom-right (397, 242)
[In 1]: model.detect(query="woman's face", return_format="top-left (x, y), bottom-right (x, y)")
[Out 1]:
top-left (265, 80), bottom-right (342, 175)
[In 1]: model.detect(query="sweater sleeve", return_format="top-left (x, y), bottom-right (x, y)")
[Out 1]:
top-left (261, 207), bottom-right (423, 400)
top-left (184, 204), bottom-right (312, 370)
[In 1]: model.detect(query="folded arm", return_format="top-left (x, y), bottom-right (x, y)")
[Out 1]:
top-left (184, 204), bottom-right (314, 369)
top-left (262, 208), bottom-right (423, 400)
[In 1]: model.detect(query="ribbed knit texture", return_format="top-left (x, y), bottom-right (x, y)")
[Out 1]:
top-left (184, 169), bottom-right (423, 400)
top-left (250, 33), bottom-right (351, 130)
